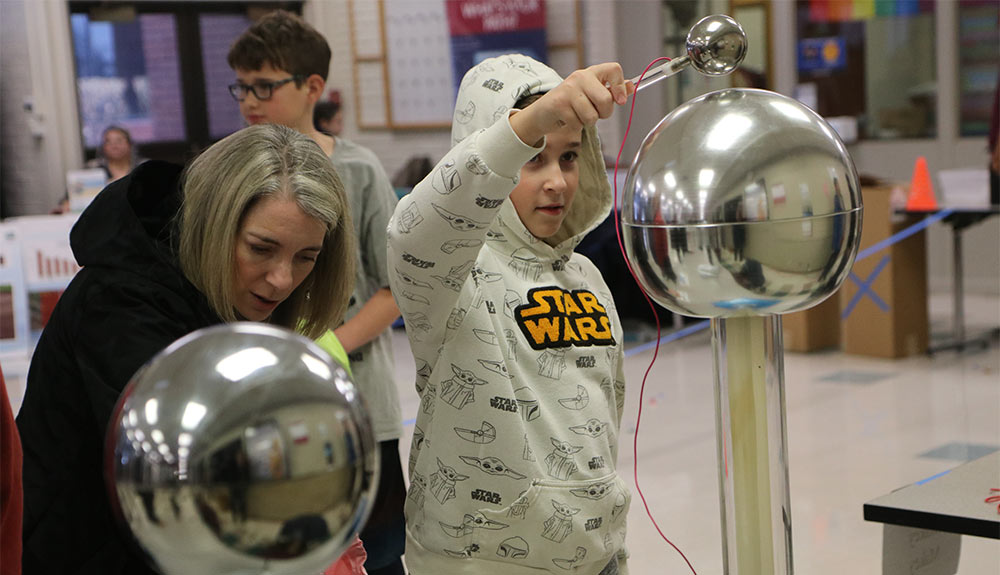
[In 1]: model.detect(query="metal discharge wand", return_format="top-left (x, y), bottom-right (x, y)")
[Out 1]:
top-left (621, 14), bottom-right (863, 575)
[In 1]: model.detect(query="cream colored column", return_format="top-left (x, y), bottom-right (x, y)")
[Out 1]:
top-left (712, 315), bottom-right (793, 574)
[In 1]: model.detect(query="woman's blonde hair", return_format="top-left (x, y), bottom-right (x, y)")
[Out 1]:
top-left (178, 124), bottom-right (355, 339)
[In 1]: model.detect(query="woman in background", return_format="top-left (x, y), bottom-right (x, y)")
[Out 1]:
top-left (87, 125), bottom-right (146, 183)
top-left (17, 124), bottom-right (358, 574)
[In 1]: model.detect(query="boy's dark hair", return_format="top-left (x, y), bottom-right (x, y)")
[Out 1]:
top-left (228, 10), bottom-right (331, 82)
top-left (313, 101), bottom-right (341, 128)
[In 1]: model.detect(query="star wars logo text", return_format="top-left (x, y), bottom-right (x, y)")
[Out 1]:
top-left (514, 287), bottom-right (616, 350)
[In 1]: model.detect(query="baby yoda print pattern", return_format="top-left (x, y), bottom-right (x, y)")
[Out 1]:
top-left (478, 358), bottom-right (511, 379)
top-left (559, 385), bottom-right (590, 410)
top-left (505, 329), bottom-right (519, 360)
top-left (570, 479), bottom-right (615, 501)
top-left (504, 291), bottom-right (522, 319)
top-left (440, 512), bottom-right (508, 538)
top-left (432, 158), bottom-right (462, 194)
top-left (459, 455), bottom-right (527, 480)
top-left (386, 53), bottom-right (631, 571)
top-left (419, 380), bottom-right (436, 416)
top-left (537, 348), bottom-right (567, 380)
top-left (523, 434), bottom-right (535, 461)
top-left (553, 547), bottom-right (587, 570)
top-left (509, 248), bottom-right (543, 281)
top-left (432, 203), bottom-right (489, 231)
top-left (497, 536), bottom-right (530, 559)
top-left (465, 154), bottom-right (490, 175)
top-left (407, 470), bottom-right (427, 508)
top-left (409, 426), bottom-right (426, 474)
top-left (508, 491), bottom-right (530, 519)
top-left (454, 421), bottom-right (496, 444)
top-left (396, 202), bottom-right (423, 234)
top-left (473, 328), bottom-right (497, 346)
top-left (570, 418), bottom-right (609, 438)
top-left (395, 268), bottom-right (432, 289)
top-left (456, 100), bottom-right (476, 124)
top-left (544, 438), bottom-right (582, 480)
top-left (429, 458), bottom-right (469, 504)
top-left (446, 307), bottom-right (466, 331)
top-left (541, 500), bottom-right (579, 543)
top-left (611, 490), bottom-right (628, 523)
top-left (407, 312), bottom-right (432, 342)
top-left (441, 238), bottom-right (482, 254)
top-left (443, 544), bottom-right (480, 558)
top-left (492, 105), bottom-right (510, 123)
top-left (470, 265), bottom-right (503, 286)
top-left (432, 261), bottom-right (474, 292)
top-left (439, 364), bottom-right (489, 409)
top-left (400, 291), bottom-right (430, 306)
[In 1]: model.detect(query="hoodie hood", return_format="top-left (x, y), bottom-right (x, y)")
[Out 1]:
top-left (451, 54), bottom-right (612, 255)
top-left (71, 160), bottom-right (195, 299)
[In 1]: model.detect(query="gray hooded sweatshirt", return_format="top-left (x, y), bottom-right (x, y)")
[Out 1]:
top-left (388, 54), bottom-right (629, 575)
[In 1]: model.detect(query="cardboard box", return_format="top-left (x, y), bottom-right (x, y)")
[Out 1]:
top-left (783, 293), bottom-right (841, 352)
top-left (840, 185), bottom-right (928, 358)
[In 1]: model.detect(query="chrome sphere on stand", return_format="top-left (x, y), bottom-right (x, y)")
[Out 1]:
top-left (105, 323), bottom-right (378, 575)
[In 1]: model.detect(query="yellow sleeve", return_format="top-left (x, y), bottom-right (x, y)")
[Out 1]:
top-left (314, 329), bottom-right (353, 377)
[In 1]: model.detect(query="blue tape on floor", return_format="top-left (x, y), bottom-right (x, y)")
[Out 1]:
top-left (625, 320), bottom-right (710, 357)
top-left (855, 209), bottom-right (954, 263)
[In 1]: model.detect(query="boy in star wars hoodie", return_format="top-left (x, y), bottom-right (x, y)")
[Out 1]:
top-left (387, 55), bottom-right (634, 575)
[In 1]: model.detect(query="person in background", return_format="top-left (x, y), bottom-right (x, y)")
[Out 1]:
top-left (315, 100), bottom-right (345, 136)
top-left (387, 55), bottom-right (634, 574)
top-left (87, 125), bottom-right (146, 183)
top-left (228, 11), bottom-right (406, 575)
top-left (16, 124), bottom-right (357, 574)
top-left (1, 366), bottom-right (22, 575)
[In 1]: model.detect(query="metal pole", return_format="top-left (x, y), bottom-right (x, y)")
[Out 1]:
top-left (712, 315), bottom-right (793, 574)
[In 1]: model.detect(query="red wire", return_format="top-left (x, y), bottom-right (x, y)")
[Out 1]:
top-left (613, 57), bottom-right (697, 575)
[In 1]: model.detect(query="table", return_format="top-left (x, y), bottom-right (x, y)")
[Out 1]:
top-left (864, 452), bottom-right (999, 575)
top-left (864, 452), bottom-right (1000, 539)
top-left (897, 206), bottom-right (999, 354)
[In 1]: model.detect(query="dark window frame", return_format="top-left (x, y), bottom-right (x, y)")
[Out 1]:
top-left (68, 1), bottom-right (303, 165)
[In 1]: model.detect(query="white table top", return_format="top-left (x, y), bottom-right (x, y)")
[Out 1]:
top-left (864, 451), bottom-right (1000, 539)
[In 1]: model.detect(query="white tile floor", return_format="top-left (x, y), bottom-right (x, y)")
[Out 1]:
top-left (389, 292), bottom-right (1000, 574)
top-left (5, 292), bottom-right (998, 574)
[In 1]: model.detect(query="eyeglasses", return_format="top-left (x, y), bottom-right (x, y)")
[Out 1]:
top-left (228, 76), bottom-right (302, 102)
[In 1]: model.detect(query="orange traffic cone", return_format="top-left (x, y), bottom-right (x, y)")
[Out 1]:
top-left (905, 156), bottom-right (938, 211)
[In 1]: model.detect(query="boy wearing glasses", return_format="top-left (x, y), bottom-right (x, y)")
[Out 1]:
top-left (228, 11), bottom-right (407, 575)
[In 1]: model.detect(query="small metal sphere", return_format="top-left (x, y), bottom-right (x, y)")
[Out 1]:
top-left (622, 89), bottom-right (862, 318)
top-left (105, 323), bottom-right (378, 574)
top-left (687, 14), bottom-right (747, 76)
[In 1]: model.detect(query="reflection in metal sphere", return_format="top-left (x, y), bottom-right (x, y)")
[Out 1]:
top-left (622, 89), bottom-right (862, 318)
top-left (105, 323), bottom-right (378, 575)
top-left (687, 14), bottom-right (747, 76)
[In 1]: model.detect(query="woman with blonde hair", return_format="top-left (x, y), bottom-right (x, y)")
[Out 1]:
top-left (16, 124), bottom-right (356, 574)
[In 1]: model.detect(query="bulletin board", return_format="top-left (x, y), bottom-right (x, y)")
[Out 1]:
top-left (348, 0), bottom-right (583, 130)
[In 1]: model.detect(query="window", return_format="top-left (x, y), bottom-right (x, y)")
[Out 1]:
top-left (72, 13), bottom-right (187, 148)
top-left (957, 1), bottom-right (999, 137)
top-left (795, 0), bottom-right (937, 140)
top-left (69, 2), bottom-right (301, 164)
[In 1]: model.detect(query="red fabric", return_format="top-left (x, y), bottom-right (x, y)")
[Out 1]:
top-left (323, 537), bottom-right (368, 575)
top-left (1, 366), bottom-right (23, 575)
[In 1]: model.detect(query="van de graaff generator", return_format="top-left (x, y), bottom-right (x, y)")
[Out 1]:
top-left (620, 13), bottom-right (863, 575)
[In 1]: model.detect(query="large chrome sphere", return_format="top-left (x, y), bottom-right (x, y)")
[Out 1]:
top-left (105, 323), bottom-right (378, 575)
top-left (622, 89), bottom-right (862, 318)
